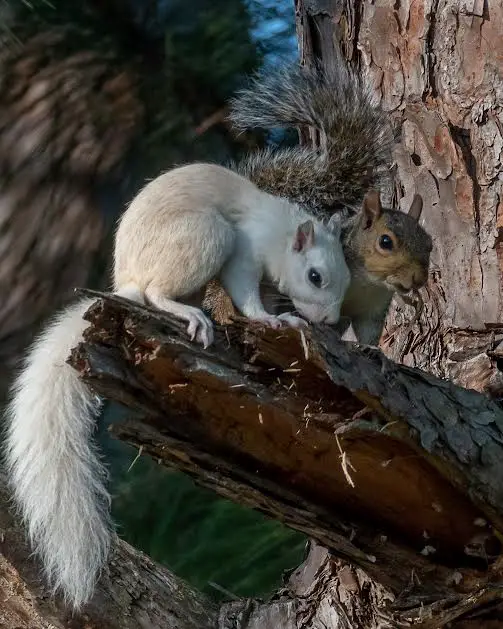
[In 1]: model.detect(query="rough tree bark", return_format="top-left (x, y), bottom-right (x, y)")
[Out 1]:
top-left (295, 0), bottom-right (503, 396)
top-left (60, 294), bottom-right (503, 627)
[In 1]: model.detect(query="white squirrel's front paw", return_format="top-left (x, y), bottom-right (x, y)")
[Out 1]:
top-left (277, 312), bottom-right (308, 328)
top-left (183, 307), bottom-right (214, 348)
top-left (249, 314), bottom-right (284, 330)
top-left (249, 312), bottom-right (307, 330)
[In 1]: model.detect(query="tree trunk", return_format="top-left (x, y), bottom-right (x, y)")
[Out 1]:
top-left (0, 469), bottom-right (218, 629)
top-left (295, 0), bottom-right (503, 396)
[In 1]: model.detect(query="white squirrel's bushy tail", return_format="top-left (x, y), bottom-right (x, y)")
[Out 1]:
top-left (4, 288), bottom-right (142, 609)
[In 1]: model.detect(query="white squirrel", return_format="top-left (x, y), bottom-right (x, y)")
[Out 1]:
top-left (4, 162), bottom-right (351, 609)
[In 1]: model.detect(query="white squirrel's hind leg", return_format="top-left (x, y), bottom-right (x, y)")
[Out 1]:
top-left (115, 282), bottom-right (145, 303)
top-left (145, 286), bottom-right (214, 348)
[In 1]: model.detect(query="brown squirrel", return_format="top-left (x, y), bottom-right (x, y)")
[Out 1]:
top-left (205, 62), bottom-right (433, 345)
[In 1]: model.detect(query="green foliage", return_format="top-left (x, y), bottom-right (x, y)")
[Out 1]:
top-left (108, 438), bottom-right (307, 600)
top-left (163, 0), bottom-right (259, 97)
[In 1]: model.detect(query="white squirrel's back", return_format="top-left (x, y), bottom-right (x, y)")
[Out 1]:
top-left (119, 163), bottom-right (263, 229)
top-left (113, 162), bottom-right (289, 294)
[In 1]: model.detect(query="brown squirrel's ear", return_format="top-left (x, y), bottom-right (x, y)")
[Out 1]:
top-left (362, 190), bottom-right (382, 228)
top-left (408, 194), bottom-right (423, 221)
top-left (293, 220), bottom-right (315, 252)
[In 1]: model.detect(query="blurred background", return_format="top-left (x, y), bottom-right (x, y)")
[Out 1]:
top-left (0, 0), bottom-right (306, 601)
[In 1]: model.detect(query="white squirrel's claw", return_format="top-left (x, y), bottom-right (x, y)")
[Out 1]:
top-left (250, 314), bottom-right (284, 330)
top-left (145, 294), bottom-right (214, 348)
top-left (277, 312), bottom-right (308, 328)
top-left (250, 312), bottom-right (307, 331)
top-left (198, 323), bottom-right (214, 348)
top-left (185, 310), bottom-right (214, 347)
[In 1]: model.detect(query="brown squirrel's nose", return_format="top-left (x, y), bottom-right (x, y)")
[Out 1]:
top-left (394, 270), bottom-right (427, 293)
top-left (396, 283), bottom-right (411, 293)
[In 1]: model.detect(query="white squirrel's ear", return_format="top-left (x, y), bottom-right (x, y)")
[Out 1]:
top-left (408, 194), bottom-right (423, 221)
top-left (293, 220), bottom-right (315, 252)
top-left (326, 214), bottom-right (341, 236)
top-left (362, 189), bottom-right (382, 229)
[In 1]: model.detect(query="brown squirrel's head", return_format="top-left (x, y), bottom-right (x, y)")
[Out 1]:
top-left (354, 190), bottom-right (433, 294)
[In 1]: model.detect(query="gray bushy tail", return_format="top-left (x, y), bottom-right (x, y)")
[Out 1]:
top-left (230, 60), bottom-right (394, 214)
top-left (4, 298), bottom-right (112, 609)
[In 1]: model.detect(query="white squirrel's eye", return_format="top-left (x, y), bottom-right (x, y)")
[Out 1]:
top-left (307, 268), bottom-right (322, 287)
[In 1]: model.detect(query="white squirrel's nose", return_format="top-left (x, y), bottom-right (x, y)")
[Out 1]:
top-left (323, 305), bottom-right (341, 325)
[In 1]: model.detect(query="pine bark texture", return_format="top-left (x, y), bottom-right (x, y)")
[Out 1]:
top-left (295, 0), bottom-right (503, 396)
top-left (378, 0), bottom-right (503, 397)
top-left (293, 0), bottom-right (503, 624)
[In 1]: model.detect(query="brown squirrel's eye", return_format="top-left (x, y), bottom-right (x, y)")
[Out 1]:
top-left (379, 234), bottom-right (394, 251)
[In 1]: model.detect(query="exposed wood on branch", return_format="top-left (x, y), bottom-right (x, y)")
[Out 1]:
top-left (62, 290), bottom-right (503, 624)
